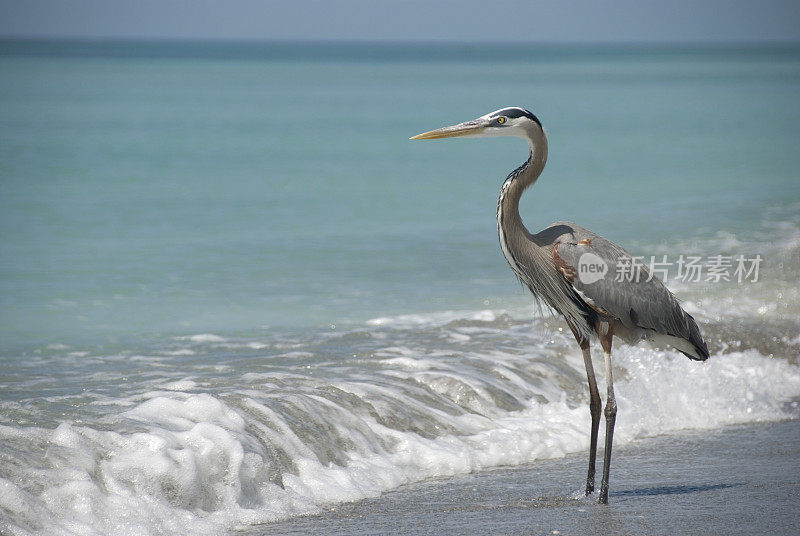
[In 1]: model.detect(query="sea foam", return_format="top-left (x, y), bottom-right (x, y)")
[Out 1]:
top-left (1, 325), bottom-right (798, 536)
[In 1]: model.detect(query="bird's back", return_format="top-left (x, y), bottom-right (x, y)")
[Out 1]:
top-left (535, 221), bottom-right (709, 360)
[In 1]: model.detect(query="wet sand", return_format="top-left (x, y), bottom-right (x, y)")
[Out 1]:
top-left (253, 419), bottom-right (800, 535)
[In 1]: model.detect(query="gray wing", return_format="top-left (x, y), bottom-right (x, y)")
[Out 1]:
top-left (542, 222), bottom-right (708, 360)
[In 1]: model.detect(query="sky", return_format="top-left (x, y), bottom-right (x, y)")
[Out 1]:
top-left (0, 0), bottom-right (799, 43)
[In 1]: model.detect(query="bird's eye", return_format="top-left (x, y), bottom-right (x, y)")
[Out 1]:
top-left (496, 117), bottom-right (506, 124)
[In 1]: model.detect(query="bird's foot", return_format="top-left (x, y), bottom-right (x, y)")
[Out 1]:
top-left (598, 484), bottom-right (609, 504)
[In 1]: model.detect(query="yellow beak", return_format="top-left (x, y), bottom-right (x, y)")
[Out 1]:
top-left (410, 119), bottom-right (488, 140)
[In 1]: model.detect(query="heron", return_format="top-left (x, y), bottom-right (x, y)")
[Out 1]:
top-left (411, 107), bottom-right (709, 504)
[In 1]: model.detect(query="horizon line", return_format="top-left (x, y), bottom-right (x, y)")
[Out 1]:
top-left (2, 35), bottom-right (800, 48)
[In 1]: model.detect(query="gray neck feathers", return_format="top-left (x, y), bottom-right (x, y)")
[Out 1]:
top-left (498, 129), bottom-right (548, 235)
top-left (496, 127), bottom-right (592, 338)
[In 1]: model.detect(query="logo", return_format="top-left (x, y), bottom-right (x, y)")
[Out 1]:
top-left (578, 253), bottom-right (608, 284)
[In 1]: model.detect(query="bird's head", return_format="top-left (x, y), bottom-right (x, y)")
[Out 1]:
top-left (410, 107), bottom-right (542, 141)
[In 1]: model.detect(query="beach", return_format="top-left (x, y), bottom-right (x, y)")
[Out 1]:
top-left (255, 419), bottom-right (800, 536)
top-left (1, 41), bottom-right (799, 536)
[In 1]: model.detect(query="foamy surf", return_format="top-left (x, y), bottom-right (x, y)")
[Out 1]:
top-left (2, 315), bottom-right (799, 536)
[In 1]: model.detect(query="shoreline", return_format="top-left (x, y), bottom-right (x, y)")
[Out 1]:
top-left (252, 419), bottom-right (800, 535)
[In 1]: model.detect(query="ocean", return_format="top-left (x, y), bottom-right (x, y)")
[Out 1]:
top-left (1, 41), bottom-right (799, 535)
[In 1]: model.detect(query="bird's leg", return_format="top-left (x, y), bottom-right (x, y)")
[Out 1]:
top-left (582, 342), bottom-right (601, 496)
top-left (566, 320), bottom-right (601, 496)
top-left (597, 320), bottom-right (616, 505)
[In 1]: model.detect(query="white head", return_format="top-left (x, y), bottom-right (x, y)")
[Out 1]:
top-left (410, 107), bottom-right (543, 141)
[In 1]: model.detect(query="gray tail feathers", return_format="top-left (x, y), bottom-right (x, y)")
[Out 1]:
top-left (682, 313), bottom-right (709, 361)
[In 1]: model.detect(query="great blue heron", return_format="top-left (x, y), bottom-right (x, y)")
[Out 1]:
top-left (411, 107), bottom-right (709, 504)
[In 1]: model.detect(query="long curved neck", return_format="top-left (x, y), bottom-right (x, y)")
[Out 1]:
top-left (497, 127), bottom-right (548, 262)
top-left (494, 126), bottom-right (591, 340)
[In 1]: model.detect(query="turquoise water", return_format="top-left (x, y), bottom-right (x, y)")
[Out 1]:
top-left (2, 42), bottom-right (798, 346)
top-left (1, 42), bottom-right (799, 535)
